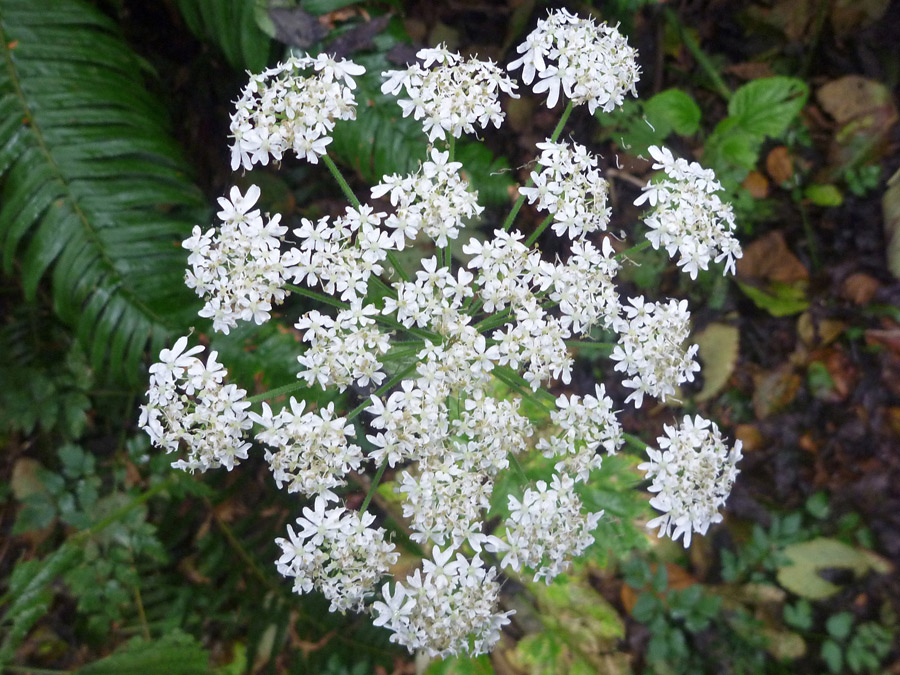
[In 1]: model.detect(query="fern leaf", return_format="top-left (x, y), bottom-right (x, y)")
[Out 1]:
top-left (0, 0), bottom-right (208, 382)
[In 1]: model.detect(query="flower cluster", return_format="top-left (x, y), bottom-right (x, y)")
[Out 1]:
top-left (230, 53), bottom-right (364, 169)
top-left (538, 384), bottom-right (622, 481)
top-left (382, 44), bottom-right (518, 142)
top-left (140, 7), bottom-right (746, 660)
top-left (635, 145), bottom-right (742, 279)
top-left (251, 398), bottom-right (364, 501)
top-left (184, 185), bottom-right (299, 334)
top-left (638, 416), bottom-right (743, 547)
top-left (140, 336), bottom-right (251, 473)
top-left (489, 473), bottom-right (602, 583)
top-left (610, 297), bottom-right (700, 408)
top-left (275, 497), bottom-right (398, 613)
top-left (520, 140), bottom-right (612, 239)
top-left (508, 8), bottom-right (640, 112)
top-left (373, 148), bottom-right (483, 248)
top-left (372, 547), bottom-right (511, 658)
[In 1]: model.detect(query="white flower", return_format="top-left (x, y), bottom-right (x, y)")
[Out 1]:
top-left (639, 415), bottom-right (742, 547)
top-left (275, 497), bottom-right (398, 613)
top-left (184, 184), bottom-right (297, 334)
top-left (509, 9), bottom-right (640, 113)
top-left (229, 54), bottom-right (364, 170)
top-left (519, 139), bottom-right (611, 240)
top-left (140, 337), bottom-right (251, 473)
top-left (382, 43), bottom-right (518, 141)
top-left (610, 296), bottom-right (700, 407)
top-left (635, 145), bottom-right (743, 278)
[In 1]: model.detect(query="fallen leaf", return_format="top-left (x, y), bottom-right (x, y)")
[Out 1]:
top-left (797, 312), bottom-right (845, 347)
top-left (841, 272), bottom-right (881, 303)
top-left (742, 170), bottom-right (770, 198)
top-left (777, 538), bottom-right (892, 599)
top-left (737, 231), bottom-right (808, 283)
top-left (753, 364), bottom-right (802, 418)
top-left (817, 76), bottom-right (898, 171)
top-left (766, 146), bottom-right (793, 183)
top-left (725, 62), bottom-right (775, 80)
top-left (694, 323), bottom-right (740, 401)
top-left (830, 0), bottom-right (891, 39)
top-left (735, 424), bottom-right (765, 452)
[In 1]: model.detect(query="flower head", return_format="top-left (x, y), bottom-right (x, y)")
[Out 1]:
top-left (508, 9), bottom-right (640, 112)
top-left (638, 415), bottom-right (743, 547)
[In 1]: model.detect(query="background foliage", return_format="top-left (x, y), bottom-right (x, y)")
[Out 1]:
top-left (1, 0), bottom-right (898, 673)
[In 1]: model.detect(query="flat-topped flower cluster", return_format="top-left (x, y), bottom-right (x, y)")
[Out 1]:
top-left (141, 9), bottom-right (743, 659)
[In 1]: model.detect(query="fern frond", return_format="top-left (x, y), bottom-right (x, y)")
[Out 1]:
top-left (0, 0), bottom-right (208, 382)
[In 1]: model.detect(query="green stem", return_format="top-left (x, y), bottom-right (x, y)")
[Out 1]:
top-left (663, 8), bottom-right (732, 101)
top-left (564, 340), bottom-right (615, 351)
top-left (247, 380), bottom-right (309, 404)
top-left (323, 153), bottom-right (361, 208)
top-left (525, 214), bottom-right (554, 247)
top-left (624, 432), bottom-right (649, 452)
top-left (286, 283), bottom-right (349, 310)
top-left (492, 367), bottom-right (556, 411)
top-left (615, 239), bottom-right (652, 261)
top-left (444, 136), bottom-right (455, 269)
top-left (360, 459), bottom-right (389, 513)
top-left (503, 101), bottom-right (574, 232)
top-left (206, 497), bottom-right (282, 594)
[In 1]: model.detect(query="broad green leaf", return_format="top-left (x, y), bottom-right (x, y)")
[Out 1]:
top-left (643, 89), bottom-right (702, 137)
top-left (728, 77), bottom-right (808, 139)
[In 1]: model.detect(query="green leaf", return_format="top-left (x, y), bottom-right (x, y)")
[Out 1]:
top-left (804, 183), bottom-right (844, 207)
top-left (76, 631), bottom-right (209, 675)
top-left (737, 281), bottom-right (810, 317)
top-left (171, 0), bottom-right (272, 72)
top-left (643, 89), bottom-right (702, 137)
top-left (783, 599), bottom-right (813, 631)
top-left (728, 77), bottom-right (809, 139)
top-left (821, 639), bottom-right (843, 674)
top-left (826, 612), bottom-right (854, 641)
top-left (0, 0), bottom-right (208, 383)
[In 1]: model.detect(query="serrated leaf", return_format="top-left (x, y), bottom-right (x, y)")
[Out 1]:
top-left (728, 77), bottom-right (808, 139)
